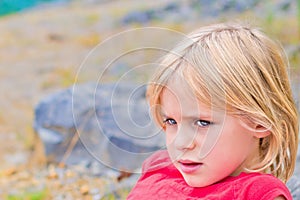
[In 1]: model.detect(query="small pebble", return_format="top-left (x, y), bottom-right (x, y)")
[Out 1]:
top-left (80, 185), bottom-right (89, 195)
top-left (65, 169), bottom-right (75, 178)
top-left (90, 188), bottom-right (100, 195)
top-left (47, 165), bottom-right (59, 179)
top-left (47, 170), bottom-right (58, 179)
top-left (93, 194), bottom-right (102, 200)
top-left (3, 167), bottom-right (17, 176)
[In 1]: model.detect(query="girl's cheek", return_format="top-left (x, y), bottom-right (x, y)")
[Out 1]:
top-left (165, 130), bottom-right (177, 145)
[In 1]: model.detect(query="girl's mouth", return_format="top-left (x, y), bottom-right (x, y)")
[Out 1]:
top-left (178, 160), bottom-right (203, 173)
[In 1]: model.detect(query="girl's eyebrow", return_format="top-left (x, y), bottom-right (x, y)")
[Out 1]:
top-left (160, 111), bottom-right (213, 119)
top-left (160, 112), bottom-right (169, 118)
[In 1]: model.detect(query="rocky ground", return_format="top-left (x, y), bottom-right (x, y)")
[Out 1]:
top-left (0, 0), bottom-right (299, 199)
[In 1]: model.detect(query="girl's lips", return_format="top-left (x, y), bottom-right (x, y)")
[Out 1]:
top-left (178, 160), bottom-right (203, 174)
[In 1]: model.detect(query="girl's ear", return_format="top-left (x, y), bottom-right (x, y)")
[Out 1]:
top-left (253, 124), bottom-right (271, 138)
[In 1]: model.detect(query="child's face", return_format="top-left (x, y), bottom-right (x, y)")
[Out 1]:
top-left (160, 78), bottom-right (260, 187)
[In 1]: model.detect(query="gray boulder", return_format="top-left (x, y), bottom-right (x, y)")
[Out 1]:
top-left (287, 174), bottom-right (300, 200)
top-left (34, 82), bottom-right (165, 172)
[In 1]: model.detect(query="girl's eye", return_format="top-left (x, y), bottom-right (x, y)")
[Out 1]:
top-left (195, 120), bottom-right (211, 127)
top-left (163, 118), bottom-right (177, 126)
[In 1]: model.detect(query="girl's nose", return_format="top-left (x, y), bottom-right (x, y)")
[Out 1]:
top-left (173, 125), bottom-right (197, 150)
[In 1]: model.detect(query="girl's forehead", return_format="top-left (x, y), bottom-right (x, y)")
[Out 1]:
top-left (162, 82), bottom-right (214, 111)
top-left (162, 72), bottom-right (210, 103)
top-left (163, 76), bottom-right (196, 99)
top-left (160, 72), bottom-right (228, 112)
top-left (160, 86), bottom-right (227, 121)
top-left (164, 69), bottom-right (194, 89)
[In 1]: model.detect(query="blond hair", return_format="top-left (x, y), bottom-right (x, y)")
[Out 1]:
top-left (147, 22), bottom-right (299, 182)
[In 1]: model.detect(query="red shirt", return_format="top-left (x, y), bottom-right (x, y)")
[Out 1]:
top-left (127, 150), bottom-right (292, 200)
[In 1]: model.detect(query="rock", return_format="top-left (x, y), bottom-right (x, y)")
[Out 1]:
top-left (287, 175), bottom-right (300, 199)
top-left (121, 10), bottom-right (156, 25)
top-left (295, 146), bottom-right (300, 176)
top-left (291, 80), bottom-right (300, 113)
top-left (121, 2), bottom-right (186, 25)
top-left (121, 0), bottom-right (297, 26)
top-left (34, 82), bottom-right (165, 172)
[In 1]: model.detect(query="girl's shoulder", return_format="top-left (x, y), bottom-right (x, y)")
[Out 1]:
top-left (229, 172), bottom-right (292, 200)
top-left (130, 151), bottom-right (292, 199)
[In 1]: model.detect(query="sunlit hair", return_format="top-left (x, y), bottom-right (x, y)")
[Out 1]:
top-left (147, 22), bottom-right (299, 182)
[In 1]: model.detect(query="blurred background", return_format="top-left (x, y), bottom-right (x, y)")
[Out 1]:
top-left (0, 0), bottom-right (299, 199)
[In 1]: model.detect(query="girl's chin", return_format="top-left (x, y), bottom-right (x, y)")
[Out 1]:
top-left (179, 173), bottom-right (202, 187)
top-left (183, 177), bottom-right (208, 188)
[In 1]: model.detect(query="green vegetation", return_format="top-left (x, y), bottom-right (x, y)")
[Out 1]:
top-left (101, 188), bottom-right (131, 200)
top-left (0, 0), bottom-right (56, 16)
top-left (6, 188), bottom-right (48, 200)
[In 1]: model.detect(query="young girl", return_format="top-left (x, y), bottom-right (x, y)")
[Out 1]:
top-left (127, 22), bottom-right (299, 199)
